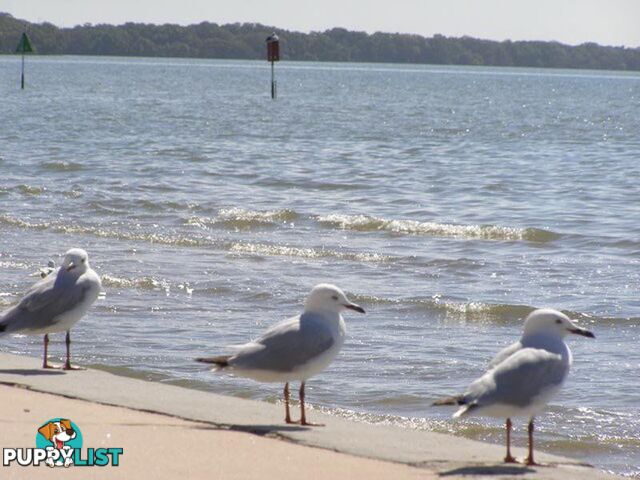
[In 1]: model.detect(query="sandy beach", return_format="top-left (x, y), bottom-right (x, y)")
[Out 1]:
top-left (1, 385), bottom-right (434, 480)
top-left (0, 352), bottom-right (618, 480)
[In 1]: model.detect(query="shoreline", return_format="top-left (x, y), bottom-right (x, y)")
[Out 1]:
top-left (2, 54), bottom-right (640, 78)
top-left (0, 352), bottom-right (618, 479)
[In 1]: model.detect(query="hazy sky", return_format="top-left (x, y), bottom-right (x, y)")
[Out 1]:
top-left (2, 0), bottom-right (639, 47)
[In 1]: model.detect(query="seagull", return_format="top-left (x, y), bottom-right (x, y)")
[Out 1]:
top-left (29, 259), bottom-right (56, 279)
top-left (0, 248), bottom-right (102, 370)
top-left (196, 283), bottom-right (365, 425)
top-left (433, 308), bottom-right (594, 465)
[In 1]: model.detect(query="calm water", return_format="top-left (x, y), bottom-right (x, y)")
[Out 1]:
top-left (1, 56), bottom-right (639, 476)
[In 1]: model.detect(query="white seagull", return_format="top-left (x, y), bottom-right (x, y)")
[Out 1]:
top-left (196, 283), bottom-right (365, 425)
top-left (0, 248), bottom-right (102, 370)
top-left (434, 308), bottom-right (594, 465)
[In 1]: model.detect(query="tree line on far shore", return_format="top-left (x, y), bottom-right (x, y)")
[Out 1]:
top-left (1, 12), bottom-right (639, 71)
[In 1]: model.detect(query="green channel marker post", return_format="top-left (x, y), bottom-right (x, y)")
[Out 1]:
top-left (16, 32), bottom-right (34, 89)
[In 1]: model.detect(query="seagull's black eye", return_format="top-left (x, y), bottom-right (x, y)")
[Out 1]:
top-left (82, 258), bottom-right (86, 263)
top-left (555, 319), bottom-right (562, 324)
top-left (331, 295), bottom-right (339, 301)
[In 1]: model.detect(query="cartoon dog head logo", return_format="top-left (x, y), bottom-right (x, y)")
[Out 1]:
top-left (35, 418), bottom-right (83, 467)
top-left (38, 419), bottom-right (76, 449)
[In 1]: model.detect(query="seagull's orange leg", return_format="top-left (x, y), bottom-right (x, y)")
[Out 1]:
top-left (525, 418), bottom-right (539, 466)
top-left (504, 418), bottom-right (517, 463)
top-left (284, 382), bottom-right (295, 424)
top-left (62, 331), bottom-right (83, 370)
top-left (299, 382), bottom-right (324, 427)
top-left (42, 334), bottom-right (53, 369)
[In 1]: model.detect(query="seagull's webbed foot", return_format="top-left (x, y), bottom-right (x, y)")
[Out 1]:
top-left (300, 420), bottom-right (325, 427)
top-left (503, 454), bottom-right (518, 463)
top-left (43, 360), bottom-right (64, 369)
top-left (524, 457), bottom-right (541, 466)
top-left (285, 419), bottom-right (325, 427)
top-left (62, 362), bottom-right (85, 371)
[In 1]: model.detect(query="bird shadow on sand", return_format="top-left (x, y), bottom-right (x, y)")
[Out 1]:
top-left (0, 368), bottom-right (66, 376)
top-left (188, 424), bottom-right (310, 435)
top-left (439, 465), bottom-right (536, 477)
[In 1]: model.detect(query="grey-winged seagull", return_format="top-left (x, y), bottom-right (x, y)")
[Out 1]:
top-left (196, 283), bottom-right (365, 425)
top-left (0, 248), bottom-right (102, 370)
top-left (433, 308), bottom-right (594, 465)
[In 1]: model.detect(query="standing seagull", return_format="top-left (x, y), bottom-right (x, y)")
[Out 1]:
top-left (433, 308), bottom-right (594, 465)
top-left (0, 248), bottom-right (102, 370)
top-left (196, 283), bottom-right (365, 426)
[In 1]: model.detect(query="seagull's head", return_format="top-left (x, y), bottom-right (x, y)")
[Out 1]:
top-left (304, 284), bottom-right (365, 315)
top-left (62, 248), bottom-right (90, 274)
top-left (523, 308), bottom-right (594, 339)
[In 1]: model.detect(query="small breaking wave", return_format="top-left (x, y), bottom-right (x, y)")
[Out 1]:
top-left (228, 242), bottom-right (393, 263)
top-left (101, 274), bottom-right (194, 295)
top-left (15, 184), bottom-right (46, 196)
top-left (187, 207), bottom-right (299, 229)
top-left (348, 294), bottom-right (635, 325)
top-left (138, 199), bottom-right (201, 212)
top-left (317, 213), bottom-right (560, 242)
top-left (0, 215), bottom-right (49, 230)
top-left (0, 259), bottom-right (35, 270)
top-left (0, 214), bottom-right (392, 264)
top-left (429, 299), bottom-right (536, 321)
top-left (0, 214), bottom-right (216, 247)
top-left (350, 293), bottom-right (535, 321)
top-left (42, 161), bottom-right (84, 172)
top-left (0, 293), bottom-right (13, 307)
top-left (102, 274), bottom-right (170, 291)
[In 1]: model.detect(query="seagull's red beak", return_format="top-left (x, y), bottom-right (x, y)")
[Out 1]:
top-left (568, 327), bottom-right (595, 338)
top-left (344, 303), bottom-right (365, 314)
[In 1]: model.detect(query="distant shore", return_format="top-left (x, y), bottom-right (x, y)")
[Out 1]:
top-left (0, 352), bottom-right (619, 479)
top-left (1, 11), bottom-right (639, 72)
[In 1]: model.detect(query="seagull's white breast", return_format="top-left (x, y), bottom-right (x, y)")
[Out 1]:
top-left (290, 315), bottom-right (346, 381)
top-left (48, 269), bottom-right (101, 333)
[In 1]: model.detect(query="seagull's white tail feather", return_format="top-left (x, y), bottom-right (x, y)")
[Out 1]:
top-left (453, 406), bottom-right (469, 418)
top-left (195, 355), bottom-right (231, 371)
top-left (453, 403), bottom-right (478, 418)
top-left (433, 394), bottom-right (477, 418)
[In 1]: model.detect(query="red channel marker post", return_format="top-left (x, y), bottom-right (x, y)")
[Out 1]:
top-left (266, 33), bottom-right (280, 99)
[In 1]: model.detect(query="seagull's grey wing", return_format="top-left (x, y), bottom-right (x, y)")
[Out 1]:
top-left (230, 313), bottom-right (335, 372)
top-left (466, 348), bottom-right (567, 408)
top-left (488, 341), bottom-right (523, 369)
top-left (19, 273), bottom-right (64, 311)
top-left (0, 273), bottom-right (89, 333)
top-left (223, 315), bottom-right (300, 351)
